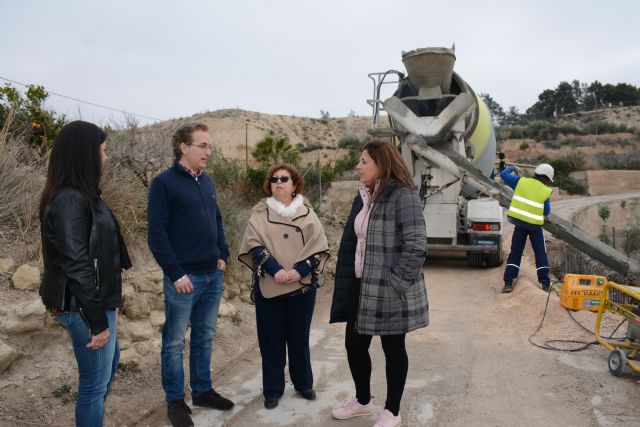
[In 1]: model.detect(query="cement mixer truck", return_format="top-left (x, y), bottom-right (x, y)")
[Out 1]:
top-left (367, 46), bottom-right (504, 267)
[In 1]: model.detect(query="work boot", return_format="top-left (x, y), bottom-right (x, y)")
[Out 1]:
top-left (542, 283), bottom-right (550, 292)
top-left (192, 389), bottom-right (234, 410)
top-left (501, 282), bottom-right (513, 293)
top-left (167, 399), bottom-right (193, 427)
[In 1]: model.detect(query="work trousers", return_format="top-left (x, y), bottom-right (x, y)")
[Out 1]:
top-left (504, 224), bottom-right (550, 286)
top-left (345, 324), bottom-right (408, 417)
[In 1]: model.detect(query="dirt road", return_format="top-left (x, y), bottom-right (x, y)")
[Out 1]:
top-left (139, 225), bottom-right (639, 426)
top-left (552, 191), bottom-right (640, 218)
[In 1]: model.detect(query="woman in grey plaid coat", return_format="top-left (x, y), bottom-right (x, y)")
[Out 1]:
top-left (329, 140), bottom-right (428, 427)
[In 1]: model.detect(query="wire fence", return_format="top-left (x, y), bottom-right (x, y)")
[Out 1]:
top-left (558, 244), bottom-right (636, 284)
top-left (557, 100), bottom-right (640, 118)
top-left (556, 225), bottom-right (640, 284)
top-left (596, 225), bottom-right (640, 255)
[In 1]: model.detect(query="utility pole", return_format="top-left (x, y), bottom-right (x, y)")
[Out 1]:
top-left (317, 150), bottom-right (322, 209)
top-left (245, 120), bottom-right (249, 170)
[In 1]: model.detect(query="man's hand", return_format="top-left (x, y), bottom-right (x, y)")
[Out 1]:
top-left (174, 275), bottom-right (194, 293)
top-left (86, 329), bottom-right (110, 350)
top-left (217, 259), bottom-right (226, 271)
top-left (274, 269), bottom-right (289, 284)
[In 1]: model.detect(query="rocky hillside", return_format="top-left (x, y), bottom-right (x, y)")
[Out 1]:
top-left (141, 109), bottom-right (373, 165)
top-left (498, 106), bottom-right (640, 169)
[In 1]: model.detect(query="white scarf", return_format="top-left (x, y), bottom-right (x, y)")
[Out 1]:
top-left (266, 194), bottom-right (304, 219)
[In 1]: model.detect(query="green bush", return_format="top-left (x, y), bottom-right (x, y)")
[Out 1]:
top-left (246, 166), bottom-right (268, 194)
top-left (549, 151), bottom-right (586, 176)
top-left (556, 124), bottom-right (580, 135)
top-left (299, 142), bottom-right (323, 153)
top-left (495, 126), bottom-right (517, 140)
top-left (627, 227), bottom-right (640, 253)
top-left (333, 150), bottom-right (359, 176)
top-left (524, 120), bottom-right (555, 140)
top-left (519, 142), bottom-right (529, 150)
top-left (542, 140), bottom-right (562, 149)
top-left (582, 121), bottom-right (633, 135)
top-left (555, 175), bottom-right (587, 195)
top-left (338, 135), bottom-right (366, 150)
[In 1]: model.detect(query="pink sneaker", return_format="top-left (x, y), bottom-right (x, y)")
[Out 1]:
top-left (373, 409), bottom-right (401, 427)
top-left (331, 397), bottom-right (374, 420)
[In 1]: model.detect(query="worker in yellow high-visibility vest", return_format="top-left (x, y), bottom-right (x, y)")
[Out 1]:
top-left (500, 163), bottom-right (554, 293)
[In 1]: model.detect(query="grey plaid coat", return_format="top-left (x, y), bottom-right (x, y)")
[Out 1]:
top-left (330, 180), bottom-right (429, 335)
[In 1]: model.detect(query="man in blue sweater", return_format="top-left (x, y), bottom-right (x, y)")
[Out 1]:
top-left (148, 123), bottom-right (233, 427)
top-left (500, 163), bottom-right (554, 294)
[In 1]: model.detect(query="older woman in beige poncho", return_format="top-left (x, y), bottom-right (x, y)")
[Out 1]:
top-left (238, 163), bottom-right (329, 410)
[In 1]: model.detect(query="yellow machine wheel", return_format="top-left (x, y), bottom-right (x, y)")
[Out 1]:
top-left (608, 348), bottom-right (627, 376)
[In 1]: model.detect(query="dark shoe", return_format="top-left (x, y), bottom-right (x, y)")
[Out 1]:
top-left (501, 283), bottom-right (513, 293)
top-left (192, 389), bottom-right (234, 411)
top-left (299, 389), bottom-right (316, 400)
top-left (167, 399), bottom-right (193, 427)
top-left (542, 283), bottom-right (550, 292)
top-left (264, 397), bottom-right (279, 409)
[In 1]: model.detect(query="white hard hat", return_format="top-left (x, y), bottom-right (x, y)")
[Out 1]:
top-left (535, 163), bottom-right (554, 182)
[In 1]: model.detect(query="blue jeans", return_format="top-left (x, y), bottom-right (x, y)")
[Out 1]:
top-left (161, 270), bottom-right (224, 403)
top-left (56, 309), bottom-right (119, 427)
top-left (504, 224), bottom-right (550, 286)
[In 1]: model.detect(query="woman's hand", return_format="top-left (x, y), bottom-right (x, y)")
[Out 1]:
top-left (86, 329), bottom-right (110, 350)
top-left (274, 269), bottom-right (289, 284)
top-left (286, 270), bottom-right (301, 283)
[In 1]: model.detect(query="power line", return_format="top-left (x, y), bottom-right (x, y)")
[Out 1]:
top-left (0, 76), bottom-right (164, 122)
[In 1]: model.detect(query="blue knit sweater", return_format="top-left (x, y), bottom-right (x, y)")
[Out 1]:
top-left (148, 163), bottom-right (229, 282)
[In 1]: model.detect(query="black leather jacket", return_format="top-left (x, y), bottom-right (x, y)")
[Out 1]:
top-left (40, 188), bottom-right (129, 334)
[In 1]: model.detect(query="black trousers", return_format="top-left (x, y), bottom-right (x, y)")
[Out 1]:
top-left (255, 286), bottom-right (316, 398)
top-left (345, 324), bottom-right (408, 416)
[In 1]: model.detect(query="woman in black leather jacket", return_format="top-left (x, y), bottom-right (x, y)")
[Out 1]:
top-left (39, 120), bottom-right (131, 427)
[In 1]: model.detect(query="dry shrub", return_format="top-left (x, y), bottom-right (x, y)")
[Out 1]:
top-left (0, 131), bottom-right (45, 259)
top-left (105, 118), bottom-right (173, 188)
top-left (100, 166), bottom-right (149, 258)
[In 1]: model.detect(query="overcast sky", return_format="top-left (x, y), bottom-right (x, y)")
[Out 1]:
top-left (2, 0), bottom-right (639, 126)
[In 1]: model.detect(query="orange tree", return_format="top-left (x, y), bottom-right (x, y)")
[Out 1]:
top-left (0, 84), bottom-right (65, 150)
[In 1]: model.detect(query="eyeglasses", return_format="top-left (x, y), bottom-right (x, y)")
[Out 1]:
top-left (189, 143), bottom-right (213, 151)
top-left (270, 175), bottom-right (291, 184)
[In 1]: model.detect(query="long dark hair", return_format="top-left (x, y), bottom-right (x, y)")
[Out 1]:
top-left (363, 140), bottom-right (414, 200)
top-left (39, 121), bottom-right (106, 218)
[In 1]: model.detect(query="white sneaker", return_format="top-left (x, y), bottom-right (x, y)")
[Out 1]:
top-left (373, 409), bottom-right (401, 427)
top-left (331, 397), bottom-right (375, 420)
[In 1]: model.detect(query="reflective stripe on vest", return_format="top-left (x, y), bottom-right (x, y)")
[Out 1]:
top-left (507, 177), bottom-right (552, 225)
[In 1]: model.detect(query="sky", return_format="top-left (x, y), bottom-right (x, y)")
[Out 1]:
top-left (2, 0), bottom-right (639, 126)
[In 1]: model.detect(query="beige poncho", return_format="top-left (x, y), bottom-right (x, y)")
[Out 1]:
top-left (238, 199), bottom-right (329, 298)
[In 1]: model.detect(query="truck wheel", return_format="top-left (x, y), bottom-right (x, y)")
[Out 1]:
top-left (484, 238), bottom-right (504, 267)
top-left (608, 349), bottom-right (626, 376)
top-left (467, 252), bottom-right (484, 267)
top-left (485, 248), bottom-right (504, 267)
